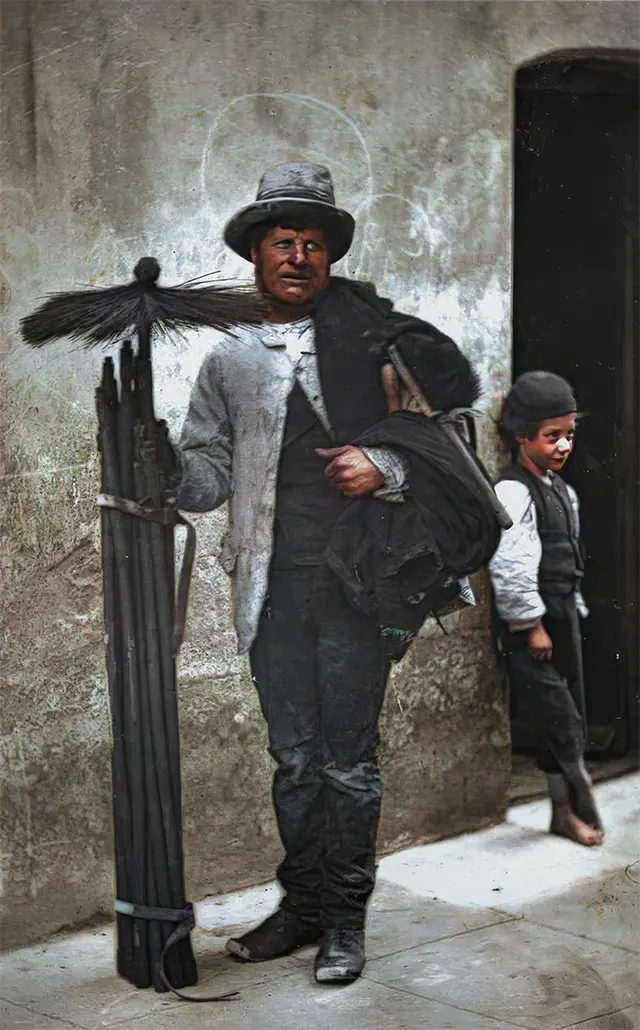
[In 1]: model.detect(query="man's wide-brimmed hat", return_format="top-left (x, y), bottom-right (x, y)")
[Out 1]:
top-left (224, 162), bottom-right (355, 264)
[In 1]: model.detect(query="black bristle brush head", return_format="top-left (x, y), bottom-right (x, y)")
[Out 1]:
top-left (20, 258), bottom-right (268, 348)
top-left (379, 317), bottom-right (482, 412)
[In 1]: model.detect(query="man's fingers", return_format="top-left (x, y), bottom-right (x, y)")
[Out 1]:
top-left (529, 647), bottom-right (553, 661)
top-left (330, 466), bottom-right (359, 483)
top-left (316, 445), bottom-right (383, 496)
top-left (332, 474), bottom-right (364, 490)
top-left (315, 447), bottom-right (348, 459)
top-left (324, 459), bottom-right (349, 478)
top-left (323, 458), bottom-right (361, 480)
top-left (316, 448), bottom-right (353, 478)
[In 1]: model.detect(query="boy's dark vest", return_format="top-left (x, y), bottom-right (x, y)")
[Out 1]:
top-left (498, 464), bottom-right (584, 598)
top-left (271, 279), bottom-right (390, 568)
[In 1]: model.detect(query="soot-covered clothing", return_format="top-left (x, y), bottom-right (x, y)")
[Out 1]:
top-left (174, 277), bottom-right (439, 651)
top-left (250, 568), bottom-right (390, 929)
top-left (489, 465), bottom-right (589, 772)
top-left (324, 411), bottom-right (499, 657)
top-left (489, 468), bottom-right (588, 629)
top-left (262, 316), bottom-right (408, 505)
top-left (498, 595), bottom-right (586, 773)
top-left (176, 276), bottom-right (476, 926)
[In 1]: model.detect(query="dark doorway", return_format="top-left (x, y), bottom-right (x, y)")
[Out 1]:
top-left (512, 49), bottom-right (639, 757)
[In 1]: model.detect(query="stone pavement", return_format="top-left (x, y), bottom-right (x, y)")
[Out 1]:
top-left (1, 774), bottom-right (638, 1030)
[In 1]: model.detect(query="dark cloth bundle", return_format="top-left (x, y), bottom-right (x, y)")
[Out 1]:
top-left (325, 278), bottom-right (481, 414)
top-left (324, 410), bottom-right (502, 659)
top-left (378, 315), bottom-right (482, 413)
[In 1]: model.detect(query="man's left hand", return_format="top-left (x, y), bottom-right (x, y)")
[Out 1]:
top-left (316, 446), bottom-right (384, 498)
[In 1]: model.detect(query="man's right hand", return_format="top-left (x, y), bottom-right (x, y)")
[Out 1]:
top-left (154, 433), bottom-right (180, 481)
top-left (528, 622), bottom-right (553, 661)
top-left (316, 446), bottom-right (384, 498)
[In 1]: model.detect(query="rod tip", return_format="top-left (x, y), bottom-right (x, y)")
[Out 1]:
top-left (133, 257), bottom-right (161, 284)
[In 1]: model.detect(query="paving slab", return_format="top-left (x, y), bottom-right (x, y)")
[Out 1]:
top-left (112, 963), bottom-right (526, 1030)
top-left (2, 930), bottom-right (301, 1029)
top-left (365, 878), bottom-right (514, 957)
top-left (0, 929), bottom-right (118, 1006)
top-left (289, 879), bottom-right (514, 966)
top-left (195, 880), bottom-right (282, 937)
top-left (507, 776), bottom-right (640, 860)
top-left (514, 867), bottom-right (640, 953)
top-left (563, 1006), bottom-right (640, 1029)
top-left (0, 884), bottom-right (513, 1028)
top-left (378, 774), bottom-right (640, 914)
top-left (364, 918), bottom-right (639, 1029)
top-left (2, 775), bottom-right (637, 1030)
top-left (0, 1000), bottom-right (76, 1029)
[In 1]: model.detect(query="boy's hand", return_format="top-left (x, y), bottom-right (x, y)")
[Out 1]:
top-left (528, 623), bottom-right (553, 661)
top-left (316, 446), bottom-right (384, 498)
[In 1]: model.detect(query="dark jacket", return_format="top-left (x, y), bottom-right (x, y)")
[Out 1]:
top-left (272, 278), bottom-right (481, 570)
top-left (324, 410), bottom-right (502, 659)
top-left (175, 276), bottom-right (480, 652)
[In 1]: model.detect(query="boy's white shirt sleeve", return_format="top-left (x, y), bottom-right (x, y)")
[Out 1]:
top-left (488, 480), bottom-right (546, 628)
top-left (566, 482), bottom-right (590, 619)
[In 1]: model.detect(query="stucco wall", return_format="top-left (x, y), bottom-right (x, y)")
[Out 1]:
top-left (1, 0), bottom-right (637, 949)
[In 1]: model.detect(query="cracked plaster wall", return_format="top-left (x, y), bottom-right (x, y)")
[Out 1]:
top-left (1, 0), bottom-right (637, 948)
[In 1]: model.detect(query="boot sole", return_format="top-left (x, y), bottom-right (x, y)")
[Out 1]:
top-left (314, 964), bottom-right (364, 983)
top-left (226, 934), bottom-right (320, 963)
top-left (226, 939), bottom-right (256, 962)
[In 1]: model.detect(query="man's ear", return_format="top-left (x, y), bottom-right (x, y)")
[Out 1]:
top-left (250, 244), bottom-right (258, 265)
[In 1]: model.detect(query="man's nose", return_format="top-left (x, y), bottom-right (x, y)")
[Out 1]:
top-left (288, 244), bottom-right (307, 266)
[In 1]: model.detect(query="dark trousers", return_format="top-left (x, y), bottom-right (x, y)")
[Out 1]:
top-left (250, 568), bottom-right (391, 930)
top-left (500, 595), bottom-right (586, 774)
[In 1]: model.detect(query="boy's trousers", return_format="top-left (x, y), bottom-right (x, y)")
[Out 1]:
top-left (499, 594), bottom-right (587, 773)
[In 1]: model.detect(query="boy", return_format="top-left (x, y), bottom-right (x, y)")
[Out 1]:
top-left (489, 370), bottom-right (604, 846)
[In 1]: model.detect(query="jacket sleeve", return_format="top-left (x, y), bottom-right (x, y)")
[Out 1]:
top-left (173, 350), bottom-right (233, 513)
top-left (361, 446), bottom-right (409, 503)
top-left (488, 480), bottom-right (546, 628)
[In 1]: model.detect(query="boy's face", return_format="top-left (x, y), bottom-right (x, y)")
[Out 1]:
top-left (518, 413), bottom-right (577, 474)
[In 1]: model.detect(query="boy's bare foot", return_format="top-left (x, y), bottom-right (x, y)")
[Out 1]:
top-left (551, 804), bottom-right (604, 846)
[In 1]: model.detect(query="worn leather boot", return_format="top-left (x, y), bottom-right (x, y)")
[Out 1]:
top-left (314, 928), bottom-right (366, 983)
top-left (226, 909), bottom-right (320, 962)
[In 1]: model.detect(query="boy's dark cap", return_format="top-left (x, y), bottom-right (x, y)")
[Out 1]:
top-left (503, 370), bottom-right (577, 424)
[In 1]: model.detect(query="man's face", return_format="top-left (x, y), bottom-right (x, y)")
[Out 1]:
top-left (518, 413), bottom-right (577, 473)
top-left (251, 225), bottom-right (330, 309)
